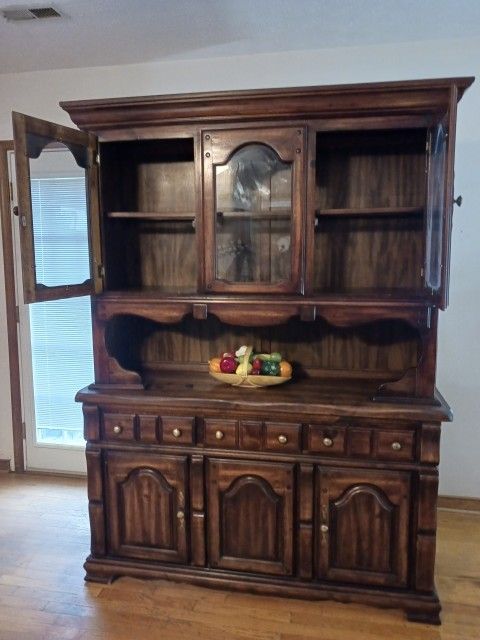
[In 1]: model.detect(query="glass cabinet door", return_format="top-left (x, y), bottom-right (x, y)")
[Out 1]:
top-left (13, 112), bottom-right (102, 303)
top-left (424, 89), bottom-right (458, 310)
top-left (203, 127), bottom-right (305, 293)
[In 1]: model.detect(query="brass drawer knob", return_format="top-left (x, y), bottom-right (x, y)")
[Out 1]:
top-left (323, 437), bottom-right (333, 447)
top-left (113, 425), bottom-right (122, 435)
top-left (215, 430), bottom-right (224, 440)
top-left (320, 524), bottom-right (329, 533)
top-left (176, 510), bottom-right (185, 520)
top-left (278, 434), bottom-right (288, 445)
top-left (391, 441), bottom-right (402, 451)
top-left (172, 428), bottom-right (182, 438)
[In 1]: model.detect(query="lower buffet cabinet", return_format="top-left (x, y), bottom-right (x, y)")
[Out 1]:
top-left (86, 443), bottom-right (440, 624)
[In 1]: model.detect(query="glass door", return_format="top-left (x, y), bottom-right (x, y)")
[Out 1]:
top-left (202, 127), bottom-right (305, 293)
top-left (424, 87), bottom-right (459, 310)
top-left (12, 112), bottom-right (102, 303)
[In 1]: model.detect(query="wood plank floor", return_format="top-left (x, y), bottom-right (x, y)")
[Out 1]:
top-left (0, 474), bottom-right (478, 640)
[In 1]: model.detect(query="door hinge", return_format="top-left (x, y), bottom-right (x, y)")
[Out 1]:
top-left (21, 421), bottom-right (26, 439)
top-left (97, 264), bottom-right (105, 278)
top-left (95, 152), bottom-right (100, 166)
top-left (15, 305), bottom-right (20, 323)
top-left (9, 181), bottom-right (14, 203)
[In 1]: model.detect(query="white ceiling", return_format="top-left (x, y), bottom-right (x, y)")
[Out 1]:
top-left (1, 0), bottom-right (480, 74)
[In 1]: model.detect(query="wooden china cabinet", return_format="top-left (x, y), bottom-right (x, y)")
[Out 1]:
top-left (13, 77), bottom-right (474, 625)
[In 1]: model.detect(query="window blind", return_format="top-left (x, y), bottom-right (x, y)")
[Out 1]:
top-left (29, 175), bottom-right (93, 445)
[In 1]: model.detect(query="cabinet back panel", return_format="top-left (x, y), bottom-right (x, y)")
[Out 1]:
top-left (313, 215), bottom-right (423, 292)
top-left (316, 130), bottom-right (426, 210)
top-left (101, 139), bottom-right (195, 213)
top-left (105, 315), bottom-right (418, 382)
top-left (104, 220), bottom-right (197, 291)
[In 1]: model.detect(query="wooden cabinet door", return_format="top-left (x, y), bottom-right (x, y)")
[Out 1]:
top-left (316, 467), bottom-right (411, 587)
top-left (202, 127), bottom-right (305, 294)
top-left (106, 451), bottom-right (188, 563)
top-left (12, 112), bottom-right (102, 303)
top-left (207, 458), bottom-right (294, 575)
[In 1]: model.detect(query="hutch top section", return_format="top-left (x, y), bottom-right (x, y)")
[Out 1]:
top-left (13, 76), bottom-right (473, 308)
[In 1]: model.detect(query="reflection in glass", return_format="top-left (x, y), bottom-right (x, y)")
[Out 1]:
top-left (214, 144), bottom-right (292, 284)
top-left (29, 140), bottom-right (90, 288)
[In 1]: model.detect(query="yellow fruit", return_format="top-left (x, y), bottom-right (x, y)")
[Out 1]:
top-left (279, 360), bottom-right (292, 378)
top-left (209, 357), bottom-right (222, 373)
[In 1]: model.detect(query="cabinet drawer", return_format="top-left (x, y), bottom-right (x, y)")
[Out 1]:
top-left (161, 416), bottom-right (195, 445)
top-left (265, 422), bottom-right (301, 453)
top-left (204, 419), bottom-right (237, 448)
top-left (308, 425), bottom-right (346, 455)
top-left (103, 413), bottom-right (136, 441)
top-left (375, 430), bottom-right (415, 461)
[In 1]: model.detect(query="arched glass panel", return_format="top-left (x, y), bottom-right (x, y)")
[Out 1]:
top-left (214, 144), bottom-right (292, 284)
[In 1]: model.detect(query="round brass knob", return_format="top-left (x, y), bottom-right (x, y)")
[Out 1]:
top-left (320, 524), bottom-right (329, 533)
top-left (278, 434), bottom-right (288, 445)
top-left (176, 510), bottom-right (185, 520)
top-left (172, 428), bottom-right (182, 438)
top-left (391, 441), bottom-right (402, 451)
top-left (215, 430), bottom-right (224, 440)
top-left (113, 425), bottom-right (122, 435)
top-left (323, 437), bottom-right (333, 447)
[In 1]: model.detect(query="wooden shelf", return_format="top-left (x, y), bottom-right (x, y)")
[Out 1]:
top-left (217, 209), bottom-right (291, 221)
top-left (107, 211), bottom-right (196, 221)
top-left (316, 206), bottom-right (424, 218)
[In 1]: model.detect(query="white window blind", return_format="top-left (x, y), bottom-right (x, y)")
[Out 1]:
top-left (31, 175), bottom-right (90, 287)
top-left (29, 175), bottom-right (93, 446)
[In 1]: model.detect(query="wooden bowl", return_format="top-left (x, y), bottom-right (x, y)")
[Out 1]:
top-left (209, 346), bottom-right (291, 388)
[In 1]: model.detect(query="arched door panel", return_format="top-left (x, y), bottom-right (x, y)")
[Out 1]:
top-left (106, 452), bottom-right (188, 563)
top-left (316, 467), bottom-right (411, 587)
top-left (207, 459), bottom-right (294, 575)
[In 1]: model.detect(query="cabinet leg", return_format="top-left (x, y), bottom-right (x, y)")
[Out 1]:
top-left (84, 572), bottom-right (115, 585)
top-left (84, 557), bottom-right (116, 584)
top-left (405, 608), bottom-right (441, 625)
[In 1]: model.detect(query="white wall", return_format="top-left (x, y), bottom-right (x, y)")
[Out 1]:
top-left (0, 37), bottom-right (478, 495)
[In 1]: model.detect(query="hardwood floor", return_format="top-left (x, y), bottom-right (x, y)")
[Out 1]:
top-left (0, 473), bottom-right (478, 640)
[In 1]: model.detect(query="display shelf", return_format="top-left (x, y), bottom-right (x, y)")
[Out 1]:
top-left (316, 206), bottom-right (424, 218)
top-left (107, 211), bottom-right (196, 221)
top-left (216, 209), bottom-right (291, 221)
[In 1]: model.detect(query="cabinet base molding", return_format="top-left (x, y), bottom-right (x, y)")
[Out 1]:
top-left (84, 556), bottom-right (441, 625)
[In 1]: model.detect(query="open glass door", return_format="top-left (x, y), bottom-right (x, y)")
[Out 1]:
top-left (12, 112), bottom-right (102, 303)
top-left (424, 88), bottom-right (458, 310)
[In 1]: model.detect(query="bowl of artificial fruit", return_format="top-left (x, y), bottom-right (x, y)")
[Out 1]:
top-left (208, 345), bottom-right (292, 388)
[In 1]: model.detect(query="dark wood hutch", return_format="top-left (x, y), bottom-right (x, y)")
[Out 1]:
top-left (12, 77), bottom-right (474, 625)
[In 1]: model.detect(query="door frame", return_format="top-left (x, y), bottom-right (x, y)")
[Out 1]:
top-left (0, 140), bottom-right (24, 471)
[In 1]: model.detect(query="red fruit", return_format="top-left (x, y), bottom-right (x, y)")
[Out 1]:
top-left (252, 358), bottom-right (262, 371)
top-left (250, 368), bottom-right (260, 375)
top-left (220, 356), bottom-right (236, 373)
top-left (222, 352), bottom-right (235, 359)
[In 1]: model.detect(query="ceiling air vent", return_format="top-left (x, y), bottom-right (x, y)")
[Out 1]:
top-left (2, 6), bottom-right (62, 21)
